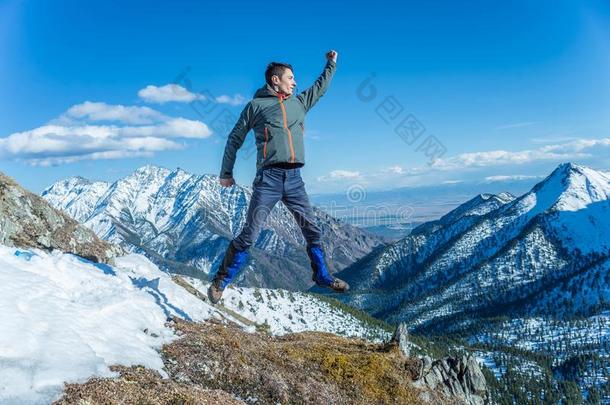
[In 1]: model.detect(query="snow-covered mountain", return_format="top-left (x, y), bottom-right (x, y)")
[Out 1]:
top-left (41, 165), bottom-right (385, 290)
top-left (1, 167), bottom-right (488, 404)
top-left (329, 163), bottom-right (610, 323)
top-left (323, 162), bottom-right (610, 400)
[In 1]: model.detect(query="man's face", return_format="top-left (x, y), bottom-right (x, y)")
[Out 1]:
top-left (273, 68), bottom-right (297, 96)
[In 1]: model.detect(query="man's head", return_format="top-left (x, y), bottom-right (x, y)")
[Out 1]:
top-left (265, 62), bottom-right (297, 96)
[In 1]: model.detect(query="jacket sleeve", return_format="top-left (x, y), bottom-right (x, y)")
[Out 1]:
top-left (297, 60), bottom-right (336, 112)
top-left (219, 102), bottom-right (255, 179)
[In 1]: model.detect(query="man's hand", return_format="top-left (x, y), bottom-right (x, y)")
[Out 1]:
top-left (326, 50), bottom-right (338, 63)
top-left (219, 177), bottom-right (235, 187)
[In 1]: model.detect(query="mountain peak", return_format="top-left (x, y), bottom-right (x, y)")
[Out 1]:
top-left (49, 175), bottom-right (92, 188)
top-left (171, 166), bottom-right (188, 175)
top-left (549, 161), bottom-right (590, 181)
top-left (411, 190), bottom-right (516, 234)
top-left (557, 161), bottom-right (579, 169)
top-left (539, 162), bottom-right (610, 212)
top-left (134, 164), bottom-right (169, 175)
top-left (474, 192), bottom-right (514, 204)
top-left (70, 175), bottom-right (92, 184)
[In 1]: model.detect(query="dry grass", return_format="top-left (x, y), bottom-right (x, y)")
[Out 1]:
top-left (162, 319), bottom-right (427, 404)
top-left (54, 364), bottom-right (244, 404)
top-left (54, 318), bottom-right (445, 404)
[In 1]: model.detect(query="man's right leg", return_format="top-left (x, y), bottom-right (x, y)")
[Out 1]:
top-left (208, 169), bottom-right (282, 304)
top-left (281, 169), bottom-right (349, 293)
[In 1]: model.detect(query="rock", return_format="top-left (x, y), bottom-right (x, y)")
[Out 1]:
top-left (0, 171), bottom-right (125, 264)
top-left (386, 323), bottom-right (487, 404)
top-left (413, 353), bottom-right (487, 405)
top-left (464, 354), bottom-right (487, 397)
top-left (416, 355), bottom-right (433, 380)
top-left (391, 322), bottom-right (411, 358)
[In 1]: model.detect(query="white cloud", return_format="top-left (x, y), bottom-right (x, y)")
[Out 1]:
top-left (529, 132), bottom-right (579, 144)
top-left (495, 122), bottom-right (537, 130)
top-left (484, 175), bottom-right (542, 182)
top-left (0, 102), bottom-right (212, 166)
top-left (64, 101), bottom-right (166, 125)
top-left (138, 84), bottom-right (202, 104)
top-left (311, 138), bottom-right (610, 192)
top-left (429, 138), bottom-right (610, 171)
top-left (215, 94), bottom-right (247, 106)
top-left (540, 138), bottom-right (610, 153)
top-left (317, 170), bottom-right (361, 182)
top-left (302, 129), bottom-right (321, 140)
top-left (27, 149), bottom-right (169, 167)
top-left (383, 165), bottom-right (404, 174)
top-left (0, 125), bottom-right (185, 166)
top-left (137, 84), bottom-right (246, 106)
top-left (116, 118), bottom-right (211, 139)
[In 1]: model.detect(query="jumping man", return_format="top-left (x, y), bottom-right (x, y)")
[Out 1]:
top-left (208, 50), bottom-right (349, 304)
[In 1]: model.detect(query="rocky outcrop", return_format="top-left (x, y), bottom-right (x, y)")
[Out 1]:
top-left (389, 323), bottom-right (488, 405)
top-left (413, 354), bottom-right (487, 405)
top-left (0, 171), bottom-right (124, 264)
top-left (391, 321), bottom-right (411, 358)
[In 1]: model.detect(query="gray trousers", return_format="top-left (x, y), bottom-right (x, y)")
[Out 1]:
top-left (232, 166), bottom-right (322, 251)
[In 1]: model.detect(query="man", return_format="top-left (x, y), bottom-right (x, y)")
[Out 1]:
top-left (207, 50), bottom-right (350, 304)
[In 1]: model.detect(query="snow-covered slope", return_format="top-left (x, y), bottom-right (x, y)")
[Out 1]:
top-left (186, 278), bottom-right (390, 341)
top-left (0, 244), bottom-right (217, 404)
top-left (42, 165), bottom-right (385, 290)
top-left (0, 243), bottom-right (390, 404)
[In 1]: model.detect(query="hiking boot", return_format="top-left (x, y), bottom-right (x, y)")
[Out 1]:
top-left (326, 277), bottom-right (350, 293)
top-left (207, 278), bottom-right (224, 305)
top-left (311, 273), bottom-right (350, 292)
top-left (208, 241), bottom-right (249, 304)
top-left (307, 244), bottom-right (350, 293)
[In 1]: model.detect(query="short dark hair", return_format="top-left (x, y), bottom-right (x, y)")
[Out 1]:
top-left (265, 62), bottom-right (293, 86)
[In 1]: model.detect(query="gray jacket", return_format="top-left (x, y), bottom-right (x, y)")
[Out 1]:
top-left (220, 60), bottom-right (336, 179)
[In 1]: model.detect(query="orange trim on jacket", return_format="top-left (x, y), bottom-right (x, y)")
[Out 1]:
top-left (263, 126), bottom-right (268, 158)
top-left (277, 94), bottom-right (296, 163)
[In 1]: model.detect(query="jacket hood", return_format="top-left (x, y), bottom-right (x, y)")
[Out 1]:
top-left (253, 84), bottom-right (291, 99)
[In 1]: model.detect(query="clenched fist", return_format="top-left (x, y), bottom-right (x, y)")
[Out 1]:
top-left (219, 177), bottom-right (235, 187)
top-left (326, 50), bottom-right (338, 63)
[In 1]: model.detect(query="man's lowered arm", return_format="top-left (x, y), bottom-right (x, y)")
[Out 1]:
top-left (219, 102), bottom-right (255, 184)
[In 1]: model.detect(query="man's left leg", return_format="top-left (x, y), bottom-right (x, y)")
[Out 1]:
top-left (281, 169), bottom-right (349, 292)
top-left (208, 169), bottom-right (283, 304)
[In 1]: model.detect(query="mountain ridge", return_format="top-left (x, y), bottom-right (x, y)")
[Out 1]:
top-left (41, 165), bottom-right (385, 290)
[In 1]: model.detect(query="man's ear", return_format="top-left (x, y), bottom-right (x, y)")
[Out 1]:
top-left (271, 75), bottom-right (280, 85)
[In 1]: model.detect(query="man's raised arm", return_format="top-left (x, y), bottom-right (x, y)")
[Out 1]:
top-left (219, 102), bottom-right (255, 185)
top-left (297, 50), bottom-right (338, 112)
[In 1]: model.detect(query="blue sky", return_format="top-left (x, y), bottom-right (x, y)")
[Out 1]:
top-left (2, 0), bottom-right (610, 194)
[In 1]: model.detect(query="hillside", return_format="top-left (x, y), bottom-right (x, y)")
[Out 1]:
top-left (320, 162), bottom-right (610, 401)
